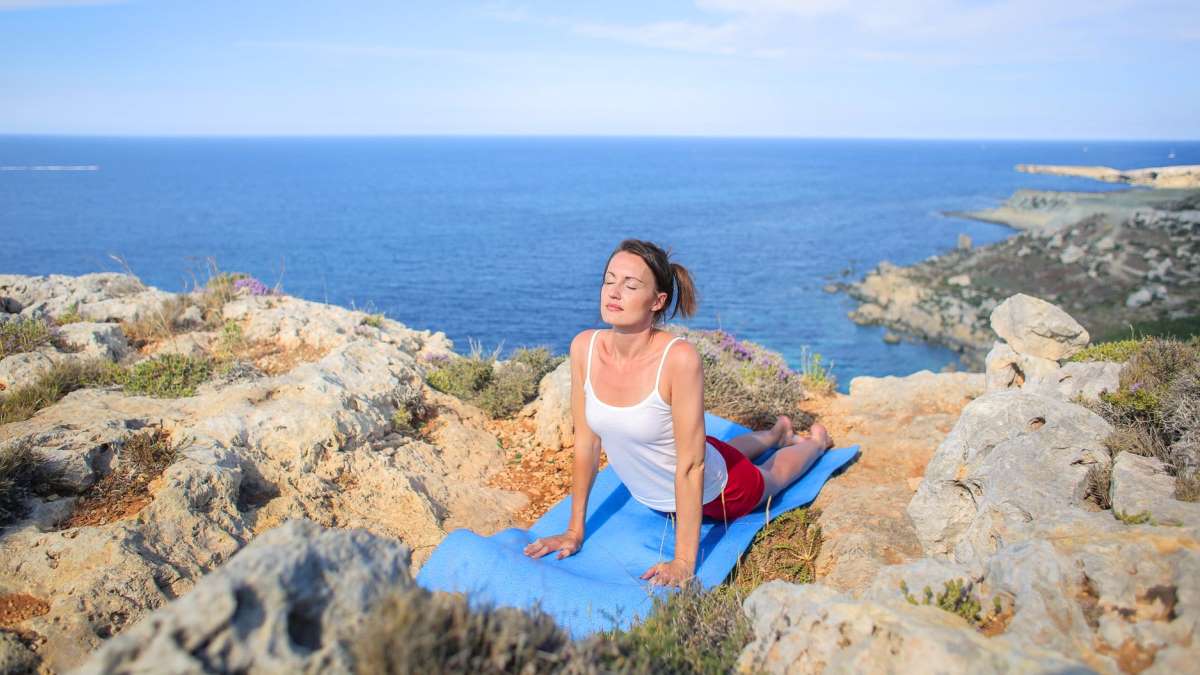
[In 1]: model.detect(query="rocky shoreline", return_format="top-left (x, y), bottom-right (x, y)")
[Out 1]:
top-left (2, 271), bottom-right (1198, 673)
top-left (845, 165), bottom-right (1200, 367)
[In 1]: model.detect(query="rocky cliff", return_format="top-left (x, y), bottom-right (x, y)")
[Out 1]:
top-left (847, 170), bottom-right (1199, 367)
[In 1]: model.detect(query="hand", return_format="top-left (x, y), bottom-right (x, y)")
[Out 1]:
top-left (523, 531), bottom-right (583, 559)
top-left (641, 558), bottom-right (695, 587)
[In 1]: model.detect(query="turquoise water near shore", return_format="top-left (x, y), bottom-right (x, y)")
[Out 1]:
top-left (2, 136), bottom-right (1196, 388)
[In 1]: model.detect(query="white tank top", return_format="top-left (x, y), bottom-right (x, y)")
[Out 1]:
top-left (583, 329), bottom-right (729, 512)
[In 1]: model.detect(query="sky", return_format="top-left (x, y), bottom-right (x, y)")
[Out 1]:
top-left (2, 0), bottom-right (1198, 139)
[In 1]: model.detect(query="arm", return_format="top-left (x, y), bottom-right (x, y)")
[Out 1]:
top-left (642, 341), bottom-right (705, 586)
top-left (524, 330), bottom-right (601, 559)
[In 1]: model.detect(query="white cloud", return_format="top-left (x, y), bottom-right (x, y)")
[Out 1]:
top-left (519, 0), bottom-right (1193, 67)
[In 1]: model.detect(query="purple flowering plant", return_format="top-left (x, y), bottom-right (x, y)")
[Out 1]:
top-left (233, 277), bottom-right (273, 297)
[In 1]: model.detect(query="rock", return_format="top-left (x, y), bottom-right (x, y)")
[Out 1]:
top-left (984, 341), bottom-right (1059, 392)
top-left (1127, 287), bottom-right (1154, 308)
top-left (1060, 244), bottom-right (1086, 264)
top-left (881, 330), bottom-right (901, 344)
top-left (532, 358), bottom-right (573, 452)
top-left (957, 233), bottom-right (972, 250)
top-left (737, 581), bottom-right (1086, 673)
top-left (1024, 361), bottom-right (1121, 402)
top-left (55, 321), bottom-right (131, 361)
top-left (946, 273), bottom-right (970, 287)
top-left (822, 283), bottom-right (839, 294)
top-left (147, 330), bottom-right (216, 359)
top-left (907, 389), bottom-right (1112, 569)
top-left (176, 304), bottom-right (203, 329)
top-left (0, 349), bottom-right (65, 390)
top-left (75, 519), bottom-right (412, 675)
top-left (0, 631), bottom-right (38, 674)
top-left (985, 341), bottom-right (1021, 390)
top-left (989, 293), bottom-right (1090, 361)
top-left (862, 558), bottom-right (975, 605)
top-left (847, 371), bottom-right (984, 420)
top-left (1111, 453), bottom-right (1200, 526)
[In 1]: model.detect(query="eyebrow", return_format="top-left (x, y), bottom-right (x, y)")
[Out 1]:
top-left (605, 272), bottom-right (645, 284)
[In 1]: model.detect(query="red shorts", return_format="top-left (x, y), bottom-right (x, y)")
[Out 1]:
top-left (701, 435), bottom-right (766, 522)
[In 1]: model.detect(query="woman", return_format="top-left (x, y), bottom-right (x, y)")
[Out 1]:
top-left (522, 239), bottom-right (832, 587)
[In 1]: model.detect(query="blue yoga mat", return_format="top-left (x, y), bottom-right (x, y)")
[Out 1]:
top-left (416, 411), bottom-right (859, 638)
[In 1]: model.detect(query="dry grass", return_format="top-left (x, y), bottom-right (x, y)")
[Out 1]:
top-left (60, 427), bottom-right (182, 529)
top-left (0, 317), bottom-right (58, 359)
top-left (353, 583), bottom-right (752, 675)
top-left (0, 358), bottom-right (123, 425)
top-left (729, 507), bottom-right (823, 590)
top-left (1087, 336), bottom-right (1200, 503)
top-left (0, 440), bottom-right (70, 526)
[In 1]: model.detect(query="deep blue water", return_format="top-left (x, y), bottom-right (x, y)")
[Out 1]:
top-left (3, 136), bottom-right (1197, 390)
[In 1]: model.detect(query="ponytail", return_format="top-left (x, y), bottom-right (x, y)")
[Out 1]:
top-left (669, 262), bottom-right (698, 320)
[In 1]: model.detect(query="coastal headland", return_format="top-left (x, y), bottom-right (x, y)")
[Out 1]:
top-left (845, 164), bottom-right (1200, 367)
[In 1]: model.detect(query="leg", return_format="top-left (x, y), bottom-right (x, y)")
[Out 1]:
top-left (725, 415), bottom-right (793, 461)
top-left (754, 423), bottom-right (832, 509)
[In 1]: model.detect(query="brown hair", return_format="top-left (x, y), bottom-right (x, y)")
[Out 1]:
top-left (603, 239), bottom-right (698, 324)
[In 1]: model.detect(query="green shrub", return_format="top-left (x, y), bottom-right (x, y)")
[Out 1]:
top-left (595, 583), bottom-right (752, 674)
top-left (353, 583), bottom-right (752, 675)
top-left (426, 357), bottom-right (494, 400)
top-left (0, 317), bottom-right (57, 359)
top-left (425, 345), bottom-right (565, 419)
top-left (1088, 336), bottom-right (1200, 503)
top-left (121, 354), bottom-right (212, 398)
top-left (0, 358), bottom-right (123, 425)
top-left (361, 313), bottom-right (385, 328)
top-left (899, 578), bottom-right (1002, 628)
top-left (54, 302), bottom-right (85, 326)
top-left (1068, 339), bottom-right (1143, 363)
top-left (730, 507), bottom-right (822, 590)
top-left (669, 327), bottom-right (816, 430)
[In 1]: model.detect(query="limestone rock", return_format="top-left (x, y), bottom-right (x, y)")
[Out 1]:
top-left (984, 341), bottom-right (1060, 392)
top-left (75, 519), bottom-right (412, 675)
top-left (907, 389), bottom-right (1112, 569)
top-left (54, 321), bottom-right (131, 361)
top-left (862, 558), bottom-right (975, 605)
top-left (946, 273), bottom-right (970, 286)
top-left (846, 370), bottom-right (984, 419)
top-left (1024, 361), bottom-right (1121, 402)
top-left (737, 581), bottom-right (1085, 673)
top-left (533, 358), bottom-right (573, 452)
top-left (989, 294), bottom-right (1090, 361)
top-left (0, 631), bottom-right (38, 675)
top-left (1111, 453), bottom-right (1200, 526)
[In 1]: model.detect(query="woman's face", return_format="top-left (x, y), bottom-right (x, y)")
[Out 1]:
top-left (601, 251), bottom-right (667, 328)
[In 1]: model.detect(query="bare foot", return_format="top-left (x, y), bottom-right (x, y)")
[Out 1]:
top-left (808, 422), bottom-right (833, 450)
top-left (772, 415), bottom-right (794, 448)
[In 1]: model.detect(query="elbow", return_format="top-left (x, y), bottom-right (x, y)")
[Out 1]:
top-left (679, 459), bottom-right (705, 482)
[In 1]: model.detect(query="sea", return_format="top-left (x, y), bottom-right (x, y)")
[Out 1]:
top-left (3, 136), bottom-right (1196, 390)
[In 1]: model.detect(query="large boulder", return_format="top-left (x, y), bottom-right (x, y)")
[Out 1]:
top-left (75, 519), bottom-right (412, 674)
top-left (990, 294), bottom-right (1090, 361)
top-left (907, 389), bottom-right (1112, 569)
top-left (533, 358), bottom-right (573, 451)
top-left (737, 581), bottom-right (1086, 673)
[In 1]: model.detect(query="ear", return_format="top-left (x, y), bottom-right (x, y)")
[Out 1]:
top-left (653, 292), bottom-right (668, 312)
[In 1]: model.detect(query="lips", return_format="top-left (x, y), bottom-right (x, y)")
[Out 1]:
top-left (606, 304), bottom-right (623, 311)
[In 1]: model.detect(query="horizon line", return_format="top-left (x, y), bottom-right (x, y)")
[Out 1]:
top-left (1, 132), bottom-right (1197, 143)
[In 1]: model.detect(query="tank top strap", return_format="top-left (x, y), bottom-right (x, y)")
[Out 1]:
top-left (654, 336), bottom-right (685, 391)
top-left (585, 328), bottom-right (602, 389)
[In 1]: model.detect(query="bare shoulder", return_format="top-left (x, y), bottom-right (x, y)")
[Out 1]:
top-left (664, 336), bottom-right (702, 375)
top-left (569, 329), bottom-right (599, 359)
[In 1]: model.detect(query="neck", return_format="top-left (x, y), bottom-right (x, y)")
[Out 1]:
top-left (607, 323), bottom-right (657, 363)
